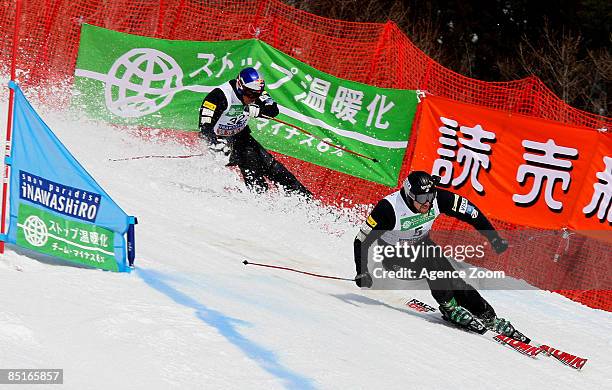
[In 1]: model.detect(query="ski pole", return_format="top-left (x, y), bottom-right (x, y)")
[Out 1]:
top-left (243, 259), bottom-right (356, 281)
top-left (262, 116), bottom-right (379, 163)
top-left (109, 153), bottom-right (206, 162)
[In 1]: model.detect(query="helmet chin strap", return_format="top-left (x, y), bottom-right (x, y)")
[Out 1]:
top-left (401, 188), bottom-right (418, 213)
top-left (233, 78), bottom-right (244, 98)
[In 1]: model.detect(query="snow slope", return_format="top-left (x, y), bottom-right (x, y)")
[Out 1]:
top-left (0, 89), bottom-right (611, 390)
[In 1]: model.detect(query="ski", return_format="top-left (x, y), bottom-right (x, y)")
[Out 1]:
top-left (403, 298), bottom-right (588, 370)
top-left (403, 298), bottom-right (541, 359)
top-left (536, 344), bottom-right (588, 370)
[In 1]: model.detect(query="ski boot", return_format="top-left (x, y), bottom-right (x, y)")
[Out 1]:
top-left (479, 311), bottom-right (530, 343)
top-left (439, 298), bottom-right (486, 334)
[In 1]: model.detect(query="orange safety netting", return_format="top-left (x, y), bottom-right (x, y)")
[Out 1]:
top-left (1, 0), bottom-right (610, 310)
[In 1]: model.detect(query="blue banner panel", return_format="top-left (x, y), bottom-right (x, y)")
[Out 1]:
top-left (6, 81), bottom-right (133, 271)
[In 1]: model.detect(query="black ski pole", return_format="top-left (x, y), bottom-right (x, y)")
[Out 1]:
top-left (243, 259), bottom-right (356, 281)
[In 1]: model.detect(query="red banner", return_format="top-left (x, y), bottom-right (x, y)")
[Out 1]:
top-left (412, 96), bottom-right (612, 232)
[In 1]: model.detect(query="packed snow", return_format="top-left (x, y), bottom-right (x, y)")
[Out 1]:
top-left (0, 86), bottom-right (610, 389)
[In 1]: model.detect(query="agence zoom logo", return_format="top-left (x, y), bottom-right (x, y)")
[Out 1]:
top-left (19, 171), bottom-right (101, 222)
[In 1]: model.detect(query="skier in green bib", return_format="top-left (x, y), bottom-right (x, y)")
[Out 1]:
top-left (353, 171), bottom-right (527, 341)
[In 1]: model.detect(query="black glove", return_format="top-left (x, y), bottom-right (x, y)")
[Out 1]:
top-left (490, 236), bottom-right (508, 254)
top-left (199, 129), bottom-right (218, 144)
top-left (355, 272), bottom-right (373, 288)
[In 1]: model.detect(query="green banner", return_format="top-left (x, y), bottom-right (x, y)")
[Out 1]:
top-left (73, 24), bottom-right (418, 186)
top-left (17, 203), bottom-right (118, 271)
top-left (399, 209), bottom-right (436, 231)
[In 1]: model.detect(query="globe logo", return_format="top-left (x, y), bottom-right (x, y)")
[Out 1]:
top-left (22, 215), bottom-right (48, 247)
top-left (105, 48), bottom-right (184, 118)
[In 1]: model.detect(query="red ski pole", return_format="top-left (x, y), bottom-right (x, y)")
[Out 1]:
top-left (243, 259), bottom-right (356, 281)
top-left (262, 116), bottom-right (379, 163)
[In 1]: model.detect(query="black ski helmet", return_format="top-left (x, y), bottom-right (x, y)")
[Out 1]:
top-left (403, 171), bottom-right (438, 204)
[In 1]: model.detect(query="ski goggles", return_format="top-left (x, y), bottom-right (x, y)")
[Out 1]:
top-left (243, 90), bottom-right (262, 100)
top-left (409, 190), bottom-right (437, 204)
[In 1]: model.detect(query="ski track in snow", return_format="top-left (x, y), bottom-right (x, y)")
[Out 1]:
top-left (0, 86), bottom-right (611, 389)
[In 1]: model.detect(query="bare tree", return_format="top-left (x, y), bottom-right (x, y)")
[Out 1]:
top-left (518, 23), bottom-right (587, 104)
top-left (288, 1), bottom-right (610, 116)
top-left (585, 43), bottom-right (611, 115)
top-left (288, 0), bottom-right (445, 63)
top-left (498, 22), bottom-right (610, 115)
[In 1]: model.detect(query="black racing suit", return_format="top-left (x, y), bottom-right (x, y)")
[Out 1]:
top-left (198, 80), bottom-right (311, 196)
top-left (354, 187), bottom-right (502, 318)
